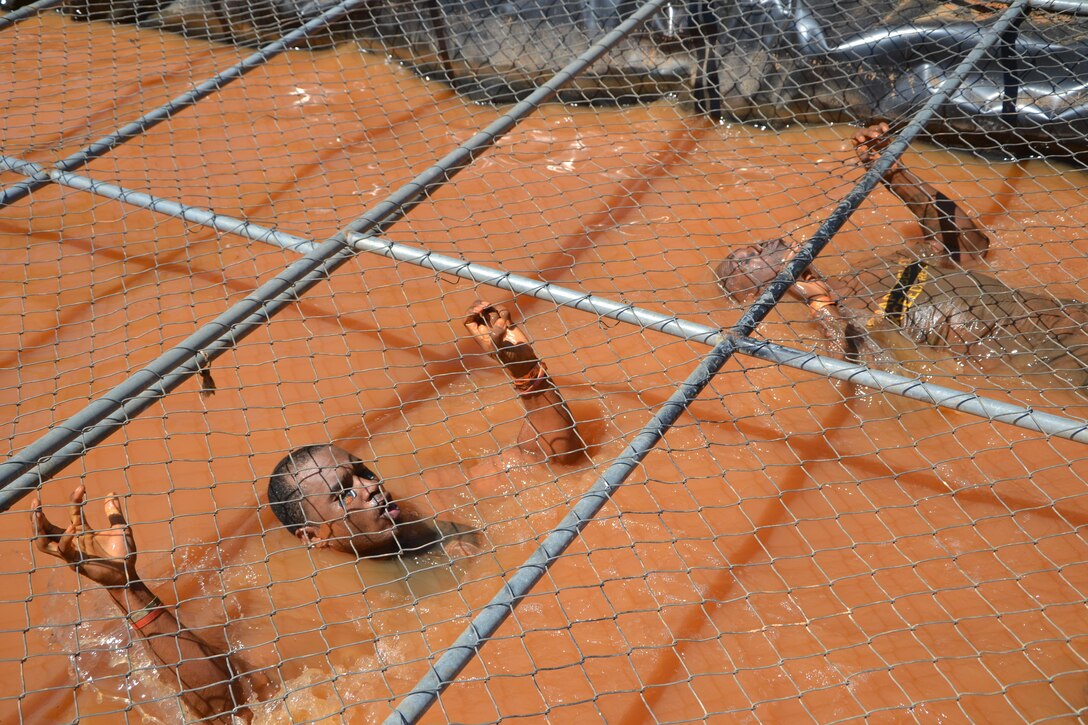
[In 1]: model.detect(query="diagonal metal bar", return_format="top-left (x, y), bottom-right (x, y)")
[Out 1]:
top-left (732, 0), bottom-right (1030, 344)
top-left (730, 336), bottom-right (1088, 440)
top-left (0, 0), bottom-right (371, 210)
top-left (386, 1), bottom-right (1034, 721)
top-left (0, 236), bottom-right (357, 511)
top-left (350, 235), bottom-right (1088, 443)
top-left (385, 336), bottom-right (737, 725)
top-left (0, 0), bottom-right (675, 511)
top-left (3, 146), bottom-right (1082, 444)
top-left (1019, 0), bottom-right (1088, 15)
top-left (0, 0), bottom-right (66, 32)
top-left (0, 155), bottom-right (316, 253)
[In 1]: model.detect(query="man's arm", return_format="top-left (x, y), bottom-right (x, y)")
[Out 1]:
top-left (854, 123), bottom-right (989, 263)
top-left (32, 486), bottom-right (257, 723)
top-left (464, 301), bottom-right (587, 464)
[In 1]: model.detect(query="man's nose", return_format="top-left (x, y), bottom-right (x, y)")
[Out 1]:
top-left (357, 478), bottom-right (381, 500)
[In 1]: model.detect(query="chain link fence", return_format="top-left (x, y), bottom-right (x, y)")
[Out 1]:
top-left (1, 0), bottom-right (1086, 721)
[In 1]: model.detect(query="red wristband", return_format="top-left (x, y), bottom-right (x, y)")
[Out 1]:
top-left (133, 606), bottom-right (165, 630)
top-left (512, 361), bottom-right (549, 396)
top-left (130, 595), bottom-right (166, 630)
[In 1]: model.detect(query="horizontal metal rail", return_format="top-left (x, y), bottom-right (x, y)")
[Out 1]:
top-left (0, 0), bottom-right (675, 510)
top-left (3, 151), bottom-right (1080, 443)
top-left (2, 1), bottom-right (1074, 723)
top-left (0, 0), bottom-right (1069, 464)
top-left (2, 0), bottom-right (1077, 720)
top-left (1022, 0), bottom-right (1088, 15)
top-left (351, 235), bottom-right (1088, 443)
top-left (0, 155), bottom-right (315, 254)
top-left (731, 337), bottom-right (1088, 440)
top-left (0, 0), bottom-right (372, 210)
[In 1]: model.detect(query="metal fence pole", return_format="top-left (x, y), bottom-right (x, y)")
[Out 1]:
top-left (732, 0), bottom-right (1030, 342)
top-left (0, 155), bottom-right (317, 254)
top-left (3, 151), bottom-right (1080, 443)
top-left (1, 152), bottom-right (1080, 447)
top-left (351, 235), bottom-right (1088, 443)
top-left (386, 335), bottom-right (739, 724)
top-left (731, 336), bottom-right (1088, 441)
top-left (0, 0), bottom-right (373, 210)
top-left (0, 0), bottom-right (66, 32)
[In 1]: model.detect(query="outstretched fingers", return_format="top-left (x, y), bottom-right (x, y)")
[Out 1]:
top-left (67, 484), bottom-right (88, 532)
top-left (31, 496), bottom-right (65, 557)
top-left (104, 493), bottom-right (138, 557)
top-left (31, 487), bottom-right (141, 587)
top-left (69, 485), bottom-right (98, 559)
top-left (32, 487), bottom-right (85, 564)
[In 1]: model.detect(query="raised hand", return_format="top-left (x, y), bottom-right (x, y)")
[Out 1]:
top-left (32, 485), bottom-right (139, 589)
top-left (852, 122), bottom-right (896, 169)
top-left (464, 300), bottom-right (585, 463)
top-left (464, 300), bottom-right (539, 380)
top-left (852, 122), bottom-right (989, 262)
top-left (32, 487), bottom-right (259, 722)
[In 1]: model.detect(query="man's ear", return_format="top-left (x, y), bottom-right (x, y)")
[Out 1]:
top-left (295, 525), bottom-right (331, 548)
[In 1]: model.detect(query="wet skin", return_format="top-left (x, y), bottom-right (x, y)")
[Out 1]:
top-left (714, 123), bottom-right (1088, 391)
top-left (291, 445), bottom-right (403, 555)
top-left (287, 444), bottom-right (487, 558)
top-left (287, 302), bottom-right (584, 558)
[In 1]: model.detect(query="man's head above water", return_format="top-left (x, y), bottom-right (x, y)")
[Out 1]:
top-left (264, 302), bottom-right (586, 559)
top-left (715, 237), bottom-right (796, 302)
top-left (267, 444), bottom-right (403, 556)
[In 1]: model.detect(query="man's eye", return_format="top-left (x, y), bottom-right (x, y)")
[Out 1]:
top-left (340, 488), bottom-right (357, 503)
top-left (354, 465), bottom-right (378, 481)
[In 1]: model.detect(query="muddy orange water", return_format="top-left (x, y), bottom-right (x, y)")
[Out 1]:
top-left (1, 12), bottom-right (1086, 724)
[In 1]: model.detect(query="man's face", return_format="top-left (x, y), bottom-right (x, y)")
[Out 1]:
top-left (293, 445), bottom-right (401, 556)
top-left (715, 238), bottom-right (796, 302)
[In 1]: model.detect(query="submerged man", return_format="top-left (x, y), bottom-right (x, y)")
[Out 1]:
top-left (31, 302), bottom-right (586, 721)
top-left (715, 123), bottom-right (1088, 393)
top-left (266, 300), bottom-right (587, 556)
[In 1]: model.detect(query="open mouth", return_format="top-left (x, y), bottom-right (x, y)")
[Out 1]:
top-left (371, 489), bottom-right (400, 523)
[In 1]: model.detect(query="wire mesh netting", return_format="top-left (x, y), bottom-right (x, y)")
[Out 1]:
top-left (1, 0), bottom-right (1087, 721)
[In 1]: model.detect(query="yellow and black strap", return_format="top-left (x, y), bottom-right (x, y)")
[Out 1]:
top-left (879, 260), bottom-right (929, 326)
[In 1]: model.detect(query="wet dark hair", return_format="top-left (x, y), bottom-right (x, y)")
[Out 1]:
top-left (267, 444), bottom-right (331, 533)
